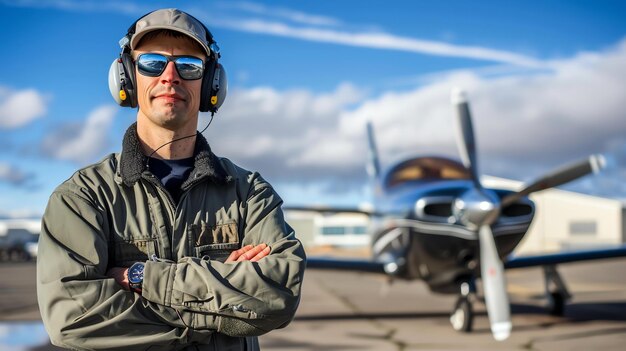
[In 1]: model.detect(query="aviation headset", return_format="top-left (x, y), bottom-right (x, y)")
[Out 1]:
top-left (108, 9), bottom-right (227, 113)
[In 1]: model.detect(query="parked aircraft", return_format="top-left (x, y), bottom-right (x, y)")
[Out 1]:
top-left (0, 222), bottom-right (39, 262)
top-left (290, 89), bottom-right (626, 341)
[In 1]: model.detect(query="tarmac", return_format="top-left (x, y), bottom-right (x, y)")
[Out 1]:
top-left (1, 254), bottom-right (625, 350)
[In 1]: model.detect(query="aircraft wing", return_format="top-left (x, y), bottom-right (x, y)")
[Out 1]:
top-left (306, 256), bottom-right (386, 273)
top-left (505, 245), bottom-right (626, 269)
top-left (283, 206), bottom-right (377, 216)
top-left (286, 205), bottom-right (385, 273)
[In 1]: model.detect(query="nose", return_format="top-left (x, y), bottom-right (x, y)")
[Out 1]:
top-left (159, 61), bottom-right (180, 85)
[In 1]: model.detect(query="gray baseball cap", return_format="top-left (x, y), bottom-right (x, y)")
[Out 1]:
top-left (128, 8), bottom-right (213, 56)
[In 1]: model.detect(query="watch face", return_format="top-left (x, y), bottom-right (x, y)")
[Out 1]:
top-left (128, 262), bottom-right (145, 284)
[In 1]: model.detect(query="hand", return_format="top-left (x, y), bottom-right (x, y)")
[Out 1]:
top-left (107, 267), bottom-right (130, 290)
top-left (226, 244), bottom-right (271, 263)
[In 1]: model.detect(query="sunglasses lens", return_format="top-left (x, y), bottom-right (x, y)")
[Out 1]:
top-left (175, 57), bottom-right (204, 80)
top-left (137, 54), bottom-right (168, 76)
top-left (137, 54), bottom-right (204, 80)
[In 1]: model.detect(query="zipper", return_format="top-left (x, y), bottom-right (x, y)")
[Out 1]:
top-left (142, 172), bottom-right (207, 259)
top-left (142, 173), bottom-right (177, 259)
top-left (143, 172), bottom-right (177, 209)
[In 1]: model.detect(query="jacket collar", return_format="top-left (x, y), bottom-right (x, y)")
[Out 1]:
top-left (118, 122), bottom-right (230, 186)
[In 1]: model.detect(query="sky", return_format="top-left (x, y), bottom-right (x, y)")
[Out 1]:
top-left (0, 0), bottom-right (625, 218)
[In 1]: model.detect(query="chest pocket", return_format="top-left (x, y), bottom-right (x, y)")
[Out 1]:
top-left (191, 221), bottom-right (240, 262)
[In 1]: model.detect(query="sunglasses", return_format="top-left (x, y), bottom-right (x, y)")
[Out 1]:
top-left (136, 53), bottom-right (205, 80)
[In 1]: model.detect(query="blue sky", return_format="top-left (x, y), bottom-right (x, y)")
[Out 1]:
top-left (0, 0), bottom-right (625, 217)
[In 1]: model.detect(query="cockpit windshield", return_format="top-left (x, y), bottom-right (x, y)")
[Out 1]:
top-left (384, 157), bottom-right (470, 188)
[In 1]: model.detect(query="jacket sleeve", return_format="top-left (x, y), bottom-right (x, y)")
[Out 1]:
top-left (37, 184), bottom-right (214, 351)
top-left (141, 174), bottom-right (307, 337)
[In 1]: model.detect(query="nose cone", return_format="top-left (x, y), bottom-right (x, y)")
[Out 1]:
top-left (453, 188), bottom-right (500, 227)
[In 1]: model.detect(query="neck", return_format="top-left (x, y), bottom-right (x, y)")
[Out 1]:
top-left (136, 118), bottom-right (197, 160)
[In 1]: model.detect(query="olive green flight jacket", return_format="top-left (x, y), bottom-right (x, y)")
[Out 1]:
top-left (37, 124), bottom-right (306, 350)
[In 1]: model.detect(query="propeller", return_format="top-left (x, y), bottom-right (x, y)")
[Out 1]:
top-left (478, 224), bottom-right (512, 340)
top-left (451, 88), bottom-right (605, 341)
top-left (451, 88), bottom-right (512, 340)
top-left (500, 154), bottom-right (606, 208)
top-left (452, 88), bottom-right (481, 188)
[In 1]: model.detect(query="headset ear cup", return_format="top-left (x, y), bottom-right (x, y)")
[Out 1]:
top-left (200, 61), bottom-right (227, 113)
top-left (108, 53), bottom-right (137, 108)
top-left (120, 53), bottom-right (137, 108)
top-left (108, 59), bottom-right (125, 105)
top-left (213, 64), bottom-right (227, 110)
top-left (200, 60), bottom-right (215, 113)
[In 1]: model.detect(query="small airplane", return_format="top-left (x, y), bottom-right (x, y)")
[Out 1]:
top-left (289, 89), bottom-right (626, 341)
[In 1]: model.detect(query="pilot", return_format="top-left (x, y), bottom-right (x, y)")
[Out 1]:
top-left (36, 8), bottom-right (306, 351)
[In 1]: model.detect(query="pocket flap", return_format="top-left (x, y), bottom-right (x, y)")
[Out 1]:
top-left (195, 222), bottom-right (238, 246)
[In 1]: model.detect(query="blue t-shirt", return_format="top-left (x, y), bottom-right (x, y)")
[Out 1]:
top-left (148, 157), bottom-right (194, 203)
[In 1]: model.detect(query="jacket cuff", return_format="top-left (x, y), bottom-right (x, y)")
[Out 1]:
top-left (143, 261), bottom-right (176, 307)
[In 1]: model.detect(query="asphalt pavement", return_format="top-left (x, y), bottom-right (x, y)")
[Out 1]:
top-left (1, 257), bottom-right (625, 350)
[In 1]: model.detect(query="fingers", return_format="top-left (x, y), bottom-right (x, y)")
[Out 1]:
top-left (225, 244), bottom-right (271, 263)
top-left (250, 246), bottom-right (271, 262)
top-left (236, 243), bottom-right (268, 262)
top-left (226, 244), bottom-right (254, 262)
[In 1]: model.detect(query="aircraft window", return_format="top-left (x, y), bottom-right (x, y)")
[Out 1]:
top-left (385, 157), bottom-right (470, 188)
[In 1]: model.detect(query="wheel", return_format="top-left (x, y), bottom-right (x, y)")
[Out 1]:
top-left (450, 297), bottom-right (473, 332)
top-left (547, 292), bottom-right (565, 316)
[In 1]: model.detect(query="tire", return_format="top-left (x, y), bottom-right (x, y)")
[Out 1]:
top-left (450, 297), bottom-right (473, 332)
top-left (548, 292), bottom-right (565, 316)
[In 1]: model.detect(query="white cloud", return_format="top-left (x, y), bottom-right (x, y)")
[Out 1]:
top-left (4, 0), bottom-right (545, 67)
top-left (0, 162), bottom-right (31, 186)
top-left (0, 88), bottom-right (48, 129)
top-left (205, 16), bottom-right (545, 67)
top-left (204, 82), bottom-right (367, 181)
top-left (221, 1), bottom-right (342, 27)
top-left (42, 105), bottom-right (118, 164)
top-left (2, 0), bottom-right (147, 15)
top-left (205, 39), bottom-right (626, 199)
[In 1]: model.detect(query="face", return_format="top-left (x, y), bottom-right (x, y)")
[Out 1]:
top-left (133, 35), bottom-right (205, 131)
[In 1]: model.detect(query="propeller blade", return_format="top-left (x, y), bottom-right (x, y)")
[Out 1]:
top-left (366, 121), bottom-right (381, 180)
top-left (501, 154), bottom-right (605, 207)
top-left (478, 224), bottom-right (512, 341)
top-left (451, 88), bottom-right (481, 187)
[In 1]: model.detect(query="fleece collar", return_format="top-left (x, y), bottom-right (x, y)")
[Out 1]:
top-left (118, 123), bottom-right (230, 187)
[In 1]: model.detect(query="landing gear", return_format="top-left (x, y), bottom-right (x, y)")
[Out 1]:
top-left (547, 291), bottom-right (565, 316)
top-left (451, 296), bottom-right (473, 332)
top-left (450, 280), bottom-right (476, 332)
top-left (543, 265), bottom-right (570, 316)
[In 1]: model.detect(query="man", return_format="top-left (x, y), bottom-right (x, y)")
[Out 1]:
top-left (37, 8), bottom-right (306, 350)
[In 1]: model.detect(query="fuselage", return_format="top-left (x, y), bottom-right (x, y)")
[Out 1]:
top-left (370, 156), bottom-right (535, 294)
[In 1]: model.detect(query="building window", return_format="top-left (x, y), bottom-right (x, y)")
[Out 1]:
top-left (353, 226), bottom-right (368, 235)
top-left (320, 226), bottom-right (369, 236)
top-left (321, 226), bottom-right (346, 235)
top-left (569, 221), bottom-right (597, 236)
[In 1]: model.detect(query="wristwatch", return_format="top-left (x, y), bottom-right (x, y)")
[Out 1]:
top-left (128, 262), bottom-right (145, 293)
